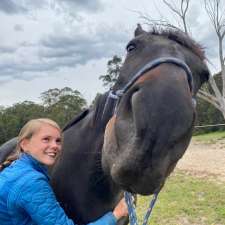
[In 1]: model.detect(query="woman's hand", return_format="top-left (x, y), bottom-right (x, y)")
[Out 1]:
top-left (112, 198), bottom-right (128, 220)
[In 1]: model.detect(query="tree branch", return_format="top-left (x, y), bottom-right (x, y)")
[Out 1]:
top-left (198, 89), bottom-right (220, 104)
top-left (197, 91), bottom-right (222, 111)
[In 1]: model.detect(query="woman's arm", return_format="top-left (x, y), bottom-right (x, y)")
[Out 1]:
top-left (16, 175), bottom-right (126, 225)
top-left (17, 175), bottom-right (74, 225)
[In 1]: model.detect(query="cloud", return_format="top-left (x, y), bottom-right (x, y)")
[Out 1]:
top-left (0, 24), bottom-right (130, 84)
top-left (50, 0), bottom-right (105, 22)
top-left (55, 0), bottom-right (104, 13)
top-left (200, 30), bottom-right (220, 71)
top-left (0, 45), bottom-right (17, 54)
top-left (0, 0), bottom-right (27, 14)
top-left (14, 24), bottom-right (24, 32)
top-left (0, 0), bottom-right (102, 17)
top-left (39, 24), bottom-right (129, 67)
top-left (0, 0), bottom-right (47, 15)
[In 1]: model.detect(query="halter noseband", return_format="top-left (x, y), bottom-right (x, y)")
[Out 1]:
top-left (103, 57), bottom-right (195, 119)
top-left (103, 57), bottom-right (194, 225)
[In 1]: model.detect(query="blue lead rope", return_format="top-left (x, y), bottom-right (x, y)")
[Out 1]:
top-left (124, 191), bottom-right (159, 225)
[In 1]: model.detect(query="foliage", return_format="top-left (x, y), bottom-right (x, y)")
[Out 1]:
top-left (194, 73), bottom-right (225, 134)
top-left (99, 55), bottom-right (122, 89)
top-left (136, 172), bottom-right (225, 225)
top-left (41, 87), bottom-right (87, 127)
top-left (0, 87), bottom-right (87, 145)
top-left (90, 93), bottom-right (102, 108)
top-left (193, 130), bottom-right (225, 143)
top-left (0, 101), bottom-right (45, 145)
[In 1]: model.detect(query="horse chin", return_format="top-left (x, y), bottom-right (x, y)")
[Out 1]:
top-left (109, 165), bottom-right (166, 195)
top-left (113, 177), bottom-right (165, 195)
top-left (130, 181), bottom-right (164, 195)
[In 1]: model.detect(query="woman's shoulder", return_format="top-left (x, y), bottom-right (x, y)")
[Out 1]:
top-left (0, 156), bottom-right (47, 190)
top-left (0, 158), bottom-right (48, 207)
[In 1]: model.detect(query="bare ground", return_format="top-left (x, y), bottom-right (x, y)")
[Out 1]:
top-left (175, 139), bottom-right (225, 182)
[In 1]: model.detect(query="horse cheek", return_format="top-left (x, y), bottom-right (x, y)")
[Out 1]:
top-left (102, 116), bottom-right (118, 173)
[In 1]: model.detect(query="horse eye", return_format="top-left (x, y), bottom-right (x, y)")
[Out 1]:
top-left (126, 43), bottom-right (136, 52)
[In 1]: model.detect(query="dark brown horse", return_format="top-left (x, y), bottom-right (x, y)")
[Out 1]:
top-left (0, 25), bottom-right (209, 225)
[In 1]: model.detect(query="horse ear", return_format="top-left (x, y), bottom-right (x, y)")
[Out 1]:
top-left (134, 24), bottom-right (146, 37)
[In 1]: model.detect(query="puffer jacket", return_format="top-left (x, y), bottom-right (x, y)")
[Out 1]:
top-left (0, 153), bottom-right (116, 225)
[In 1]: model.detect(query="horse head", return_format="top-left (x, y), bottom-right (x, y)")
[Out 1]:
top-left (102, 25), bottom-right (209, 195)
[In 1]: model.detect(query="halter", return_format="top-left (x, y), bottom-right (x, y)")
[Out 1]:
top-left (103, 57), bottom-right (195, 119)
top-left (103, 57), bottom-right (194, 225)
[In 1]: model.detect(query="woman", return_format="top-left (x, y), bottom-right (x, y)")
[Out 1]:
top-left (0, 118), bottom-right (128, 225)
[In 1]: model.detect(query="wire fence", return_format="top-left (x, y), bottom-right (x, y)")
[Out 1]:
top-left (195, 123), bottom-right (225, 128)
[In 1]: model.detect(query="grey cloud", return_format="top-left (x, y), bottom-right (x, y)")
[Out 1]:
top-left (0, 46), bottom-right (17, 54)
top-left (55, 0), bottom-right (104, 13)
top-left (199, 31), bottom-right (218, 59)
top-left (188, 2), bottom-right (204, 28)
top-left (39, 25), bottom-right (129, 66)
top-left (0, 60), bottom-right (57, 82)
top-left (0, 0), bottom-right (103, 19)
top-left (0, 0), bottom-right (47, 15)
top-left (14, 24), bottom-right (24, 32)
top-left (0, 0), bottom-right (27, 14)
top-left (0, 54), bottom-right (91, 84)
top-left (0, 25), bottom-right (129, 84)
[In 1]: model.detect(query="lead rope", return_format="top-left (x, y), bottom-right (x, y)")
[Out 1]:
top-left (124, 191), bottom-right (159, 225)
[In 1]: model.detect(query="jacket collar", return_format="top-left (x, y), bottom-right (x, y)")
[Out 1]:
top-left (20, 153), bottom-right (50, 180)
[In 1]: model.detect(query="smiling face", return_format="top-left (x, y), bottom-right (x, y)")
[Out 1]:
top-left (20, 123), bottom-right (62, 166)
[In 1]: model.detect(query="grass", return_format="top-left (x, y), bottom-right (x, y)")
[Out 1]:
top-left (193, 131), bottom-right (225, 144)
top-left (135, 172), bottom-right (225, 225)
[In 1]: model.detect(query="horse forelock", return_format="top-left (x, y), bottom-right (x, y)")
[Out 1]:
top-left (148, 26), bottom-right (205, 61)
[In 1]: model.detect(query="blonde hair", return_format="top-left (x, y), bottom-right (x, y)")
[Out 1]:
top-left (0, 118), bottom-right (61, 171)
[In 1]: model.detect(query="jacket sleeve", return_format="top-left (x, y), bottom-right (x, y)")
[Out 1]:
top-left (16, 174), bottom-right (74, 225)
top-left (16, 174), bottom-right (117, 225)
top-left (87, 212), bottom-right (117, 225)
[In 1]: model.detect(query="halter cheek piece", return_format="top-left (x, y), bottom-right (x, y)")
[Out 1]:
top-left (103, 57), bottom-right (195, 225)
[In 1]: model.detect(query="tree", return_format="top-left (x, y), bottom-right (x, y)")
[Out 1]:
top-left (155, 0), bottom-right (225, 122)
top-left (0, 87), bottom-right (87, 144)
top-left (0, 106), bottom-right (4, 113)
top-left (197, 0), bottom-right (225, 118)
top-left (41, 87), bottom-right (87, 127)
top-left (162, 0), bottom-right (190, 34)
top-left (99, 55), bottom-right (122, 89)
top-left (0, 101), bottom-right (45, 145)
top-left (194, 73), bottom-right (225, 134)
top-left (41, 88), bottom-right (62, 107)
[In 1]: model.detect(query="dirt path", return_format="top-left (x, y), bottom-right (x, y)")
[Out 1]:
top-left (175, 139), bottom-right (225, 182)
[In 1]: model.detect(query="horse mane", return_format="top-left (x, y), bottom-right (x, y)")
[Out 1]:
top-left (62, 92), bottom-right (116, 132)
top-left (91, 92), bottom-right (114, 126)
top-left (63, 109), bottom-right (89, 131)
top-left (149, 27), bottom-right (205, 61)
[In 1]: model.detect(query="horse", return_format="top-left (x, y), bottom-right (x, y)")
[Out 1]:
top-left (0, 25), bottom-right (209, 225)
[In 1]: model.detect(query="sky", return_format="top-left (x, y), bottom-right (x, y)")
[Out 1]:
top-left (0, 0), bottom-right (222, 106)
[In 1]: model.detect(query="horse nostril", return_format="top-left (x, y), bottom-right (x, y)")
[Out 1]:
top-left (111, 162), bottom-right (139, 186)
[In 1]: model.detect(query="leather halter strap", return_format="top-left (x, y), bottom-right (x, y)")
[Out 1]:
top-left (111, 57), bottom-right (193, 99)
top-left (103, 57), bottom-right (194, 118)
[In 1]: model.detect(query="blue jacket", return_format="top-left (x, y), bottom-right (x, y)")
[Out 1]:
top-left (0, 153), bottom-right (116, 225)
